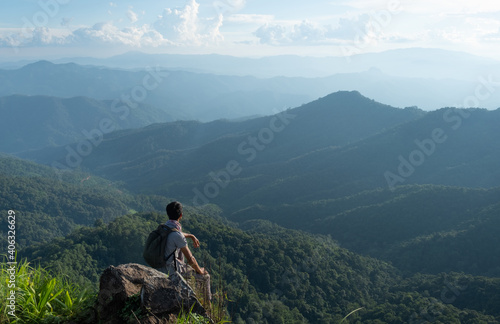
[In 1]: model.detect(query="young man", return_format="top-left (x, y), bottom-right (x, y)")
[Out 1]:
top-left (159, 201), bottom-right (211, 306)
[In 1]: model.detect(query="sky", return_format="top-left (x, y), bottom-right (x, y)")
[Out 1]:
top-left (1, 0), bottom-right (500, 61)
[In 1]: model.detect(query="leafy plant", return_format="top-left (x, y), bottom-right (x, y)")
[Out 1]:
top-left (0, 256), bottom-right (96, 323)
top-left (119, 293), bottom-right (144, 323)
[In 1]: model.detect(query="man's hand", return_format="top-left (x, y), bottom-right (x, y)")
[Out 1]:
top-left (191, 235), bottom-right (200, 248)
top-left (183, 233), bottom-right (200, 248)
top-left (198, 267), bottom-right (207, 275)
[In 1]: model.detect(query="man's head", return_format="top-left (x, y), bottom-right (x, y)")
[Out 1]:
top-left (166, 201), bottom-right (183, 220)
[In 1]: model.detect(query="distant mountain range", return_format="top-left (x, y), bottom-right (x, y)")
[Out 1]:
top-left (18, 91), bottom-right (500, 203)
top-left (17, 91), bottom-right (420, 184)
top-left (3, 48), bottom-right (499, 80)
top-left (0, 58), bottom-right (499, 128)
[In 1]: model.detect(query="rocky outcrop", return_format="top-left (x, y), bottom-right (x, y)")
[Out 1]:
top-left (96, 263), bottom-right (210, 324)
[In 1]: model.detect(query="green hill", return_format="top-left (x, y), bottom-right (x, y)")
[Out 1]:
top-left (0, 155), bottom-right (166, 247)
top-left (19, 91), bottom-right (424, 193)
top-left (18, 93), bottom-right (500, 208)
top-left (230, 185), bottom-right (500, 276)
top-left (20, 209), bottom-right (500, 323)
top-left (0, 94), bottom-right (173, 153)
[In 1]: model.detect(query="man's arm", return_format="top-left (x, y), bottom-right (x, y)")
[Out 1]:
top-left (182, 232), bottom-right (200, 248)
top-left (180, 246), bottom-right (207, 275)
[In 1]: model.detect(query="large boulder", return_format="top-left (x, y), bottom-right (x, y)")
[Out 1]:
top-left (97, 263), bottom-right (210, 324)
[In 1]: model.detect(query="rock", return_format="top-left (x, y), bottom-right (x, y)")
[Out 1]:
top-left (96, 263), bottom-right (210, 324)
top-left (141, 272), bottom-right (207, 316)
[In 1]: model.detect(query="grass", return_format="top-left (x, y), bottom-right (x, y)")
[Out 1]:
top-left (1, 255), bottom-right (231, 323)
top-left (1, 256), bottom-right (96, 324)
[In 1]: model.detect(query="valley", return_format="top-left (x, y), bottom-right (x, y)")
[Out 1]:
top-left (1, 57), bottom-right (499, 323)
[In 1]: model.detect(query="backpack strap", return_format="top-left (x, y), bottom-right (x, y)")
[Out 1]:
top-left (165, 249), bottom-right (178, 272)
top-left (159, 225), bottom-right (179, 271)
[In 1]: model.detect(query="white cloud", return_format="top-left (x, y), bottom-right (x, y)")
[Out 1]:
top-left (153, 0), bottom-right (223, 45)
top-left (291, 21), bottom-right (327, 43)
top-left (326, 14), bottom-right (372, 40)
top-left (255, 23), bottom-right (289, 45)
top-left (2, 0), bottom-right (497, 58)
top-left (255, 20), bottom-right (331, 45)
top-left (213, 0), bottom-right (246, 15)
top-left (0, 0), bottom-right (227, 49)
top-left (70, 22), bottom-right (169, 47)
top-left (0, 22), bottom-right (167, 49)
top-left (127, 9), bottom-right (138, 23)
top-left (254, 15), bottom-right (376, 45)
top-left (0, 27), bottom-right (70, 47)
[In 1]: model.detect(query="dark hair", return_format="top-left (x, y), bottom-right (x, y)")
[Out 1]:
top-left (166, 201), bottom-right (183, 220)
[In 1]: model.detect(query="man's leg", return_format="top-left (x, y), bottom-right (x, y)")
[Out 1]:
top-left (182, 266), bottom-right (212, 308)
top-left (194, 272), bottom-right (212, 308)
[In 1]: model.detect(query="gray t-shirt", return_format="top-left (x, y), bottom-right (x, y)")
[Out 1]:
top-left (164, 230), bottom-right (187, 266)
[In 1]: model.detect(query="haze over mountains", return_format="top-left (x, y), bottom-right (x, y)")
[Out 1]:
top-left (3, 48), bottom-right (498, 80)
top-left (2, 48), bottom-right (500, 322)
top-left (0, 95), bottom-right (172, 153)
top-left (1, 48), bottom-right (499, 127)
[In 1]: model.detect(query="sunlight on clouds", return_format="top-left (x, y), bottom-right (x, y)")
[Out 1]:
top-left (0, 0), bottom-right (225, 49)
top-left (71, 22), bottom-right (168, 47)
top-left (0, 27), bottom-right (70, 47)
top-left (153, 0), bottom-right (223, 45)
top-left (254, 14), bottom-right (383, 46)
top-left (0, 0), bottom-right (499, 57)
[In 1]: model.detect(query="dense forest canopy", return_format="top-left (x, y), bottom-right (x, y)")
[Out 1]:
top-left (1, 88), bottom-right (500, 323)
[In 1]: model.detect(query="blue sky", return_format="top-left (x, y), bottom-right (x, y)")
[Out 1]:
top-left (1, 0), bottom-right (500, 60)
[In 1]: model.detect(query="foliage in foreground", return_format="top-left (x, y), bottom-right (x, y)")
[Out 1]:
top-left (0, 257), bottom-right (96, 324)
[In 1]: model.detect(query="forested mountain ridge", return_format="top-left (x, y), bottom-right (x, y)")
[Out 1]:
top-left (19, 91), bottom-right (425, 191)
top-left (0, 155), bottom-right (167, 248)
top-left (19, 209), bottom-right (500, 323)
top-left (0, 94), bottom-right (173, 153)
top-left (3, 85), bottom-right (500, 323)
top-left (18, 92), bottom-right (500, 210)
top-left (0, 60), bottom-right (313, 121)
top-left (3, 154), bottom-right (500, 322)
top-left (231, 185), bottom-right (500, 276)
top-left (2, 59), bottom-right (499, 123)
top-left (216, 106), bottom-right (500, 209)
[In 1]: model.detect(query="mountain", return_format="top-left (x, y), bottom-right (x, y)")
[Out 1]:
top-left (18, 91), bottom-right (424, 188)
top-left (14, 90), bottom-right (500, 277)
top-left (19, 91), bottom-right (500, 204)
top-left (1, 60), bottom-right (499, 126)
top-left (44, 48), bottom-right (500, 80)
top-left (3, 84), bottom-right (500, 322)
top-left (19, 209), bottom-right (500, 323)
top-left (0, 95), bottom-right (173, 153)
top-left (231, 185), bottom-right (500, 276)
top-left (224, 106), bottom-right (500, 207)
top-left (0, 155), bottom-right (167, 247)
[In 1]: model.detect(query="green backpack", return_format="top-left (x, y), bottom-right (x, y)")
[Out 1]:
top-left (143, 224), bottom-right (178, 269)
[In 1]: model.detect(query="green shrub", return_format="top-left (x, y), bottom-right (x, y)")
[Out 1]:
top-left (1, 256), bottom-right (96, 323)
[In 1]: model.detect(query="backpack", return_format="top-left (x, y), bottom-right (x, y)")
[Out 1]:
top-left (143, 224), bottom-right (178, 269)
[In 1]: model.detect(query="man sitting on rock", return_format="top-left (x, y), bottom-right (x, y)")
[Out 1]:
top-left (158, 201), bottom-right (211, 308)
